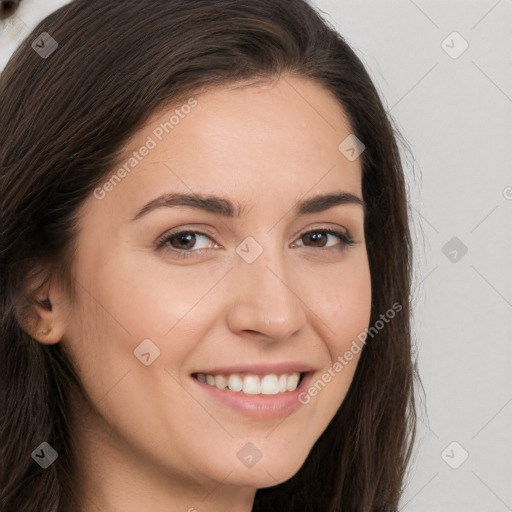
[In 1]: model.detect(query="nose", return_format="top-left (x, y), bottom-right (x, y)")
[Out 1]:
top-left (225, 245), bottom-right (308, 342)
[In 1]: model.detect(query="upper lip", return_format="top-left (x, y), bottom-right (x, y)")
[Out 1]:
top-left (191, 362), bottom-right (316, 376)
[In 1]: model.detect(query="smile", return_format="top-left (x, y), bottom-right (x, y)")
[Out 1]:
top-left (193, 372), bottom-right (304, 395)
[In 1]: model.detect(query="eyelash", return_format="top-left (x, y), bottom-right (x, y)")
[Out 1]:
top-left (156, 227), bottom-right (355, 259)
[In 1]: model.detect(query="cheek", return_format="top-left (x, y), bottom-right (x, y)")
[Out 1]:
top-left (62, 290), bottom-right (134, 405)
top-left (315, 256), bottom-right (372, 356)
top-left (71, 251), bottom-right (200, 355)
top-left (62, 253), bottom-right (223, 410)
top-left (300, 256), bottom-right (371, 414)
top-left (86, 250), bottom-right (229, 339)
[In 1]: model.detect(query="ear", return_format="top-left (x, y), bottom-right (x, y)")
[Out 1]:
top-left (18, 280), bottom-right (70, 345)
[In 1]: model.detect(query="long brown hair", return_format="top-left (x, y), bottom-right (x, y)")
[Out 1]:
top-left (0, 1), bottom-right (417, 510)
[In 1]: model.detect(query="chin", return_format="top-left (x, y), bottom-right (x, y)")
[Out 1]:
top-left (219, 450), bottom-right (308, 489)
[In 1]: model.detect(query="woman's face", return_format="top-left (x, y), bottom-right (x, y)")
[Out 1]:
top-left (58, 76), bottom-right (372, 507)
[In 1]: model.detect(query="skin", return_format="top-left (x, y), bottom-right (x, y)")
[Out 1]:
top-left (30, 75), bottom-right (372, 512)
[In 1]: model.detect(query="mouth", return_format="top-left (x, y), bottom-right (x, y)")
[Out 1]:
top-left (190, 363), bottom-right (315, 418)
top-left (192, 371), bottom-right (306, 395)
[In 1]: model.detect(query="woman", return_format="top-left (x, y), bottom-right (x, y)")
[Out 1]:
top-left (0, 1), bottom-right (417, 510)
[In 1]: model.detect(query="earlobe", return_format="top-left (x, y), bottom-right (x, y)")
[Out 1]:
top-left (35, 321), bottom-right (60, 345)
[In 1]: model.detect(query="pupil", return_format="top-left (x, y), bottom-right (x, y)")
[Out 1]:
top-left (173, 233), bottom-right (195, 249)
top-left (307, 232), bottom-right (326, 247)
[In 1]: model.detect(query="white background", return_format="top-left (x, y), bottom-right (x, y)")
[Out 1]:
top-left (2, 1), bottom-right (511, 510)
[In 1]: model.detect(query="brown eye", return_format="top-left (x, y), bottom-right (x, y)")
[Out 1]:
top-left (302, 232), bottom-right (329, 247)
top-left (167, 232), bottom-right (200, 250)
top-left (156, 230), bottom-right (218, 259)
top-left (297, 229), bottom-right (354, 249)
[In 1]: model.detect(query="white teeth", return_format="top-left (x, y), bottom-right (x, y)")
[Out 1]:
top-left (260, 374), bottom-right (279, 395)
top-left (228, 374), bottom-right (243, 392)
top-left (214, 374), bottom-right (228, 389)
top-left (278, 374), bottom-right (287, 393)
top-left (196, 372), bottom-right (303, 394)
top-left (286, 373), bottom-right (300, 391)
top-left (243, 375), bottom-right (261, 394)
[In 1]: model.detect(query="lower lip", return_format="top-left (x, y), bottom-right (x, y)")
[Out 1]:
top-left (191, 373), bottom-right (313, 419)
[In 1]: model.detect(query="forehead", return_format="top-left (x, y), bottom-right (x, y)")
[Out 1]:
top-left (86, 76), bottom-right (363, 221)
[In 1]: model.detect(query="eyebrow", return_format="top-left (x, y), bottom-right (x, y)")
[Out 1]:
top-left (131, 190), bottom-right (365, 222)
